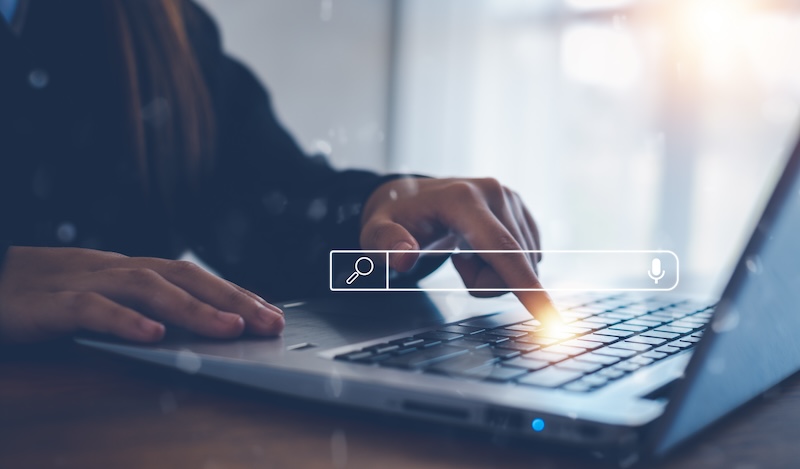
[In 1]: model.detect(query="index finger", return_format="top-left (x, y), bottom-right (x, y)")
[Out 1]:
top-left (440, 204), bottom-right (562, 325)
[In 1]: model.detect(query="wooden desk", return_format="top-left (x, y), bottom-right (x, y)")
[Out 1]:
top-left (2, 341), bottom-right (799, 469)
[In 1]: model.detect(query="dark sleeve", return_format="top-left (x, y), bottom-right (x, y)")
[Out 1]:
top-left (178, 3), bottom-right (416, 300)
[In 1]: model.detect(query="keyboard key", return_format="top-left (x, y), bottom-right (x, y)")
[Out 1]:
top-left (426, 354), bottom-right (499, 375)
top-left (670, 320), bottom-right (704, 330)
top-left (626, 319), bottom-right (662, 328)
top-left (556, 359), bottom-right (602, 374)
top-left (599, 311), bottom-right (638, 320)
top-left (503, 357), bottom-right (550, 371)
top-left (655, 325), bottom-right (692, 334)
top-left (579, 374), bottom-right (609, 388)
top-left (392, 346), bottom-right (420, 356)
top-left (563, 381), bottom-right (593, 392)
top-left (594, 347), bottom-right (637, 358)
top-left (464, 365), bottom-right (529, 382)
top-left (486, 329), bottom-right (529, 338)
top-left (642, 351), bottom-right (667, 360)
top-left (610, 323), bottom-right (648, 333)
top-left (579, 333), bottom-right (619, 344)
top-left (542, 344), bottom-right (587, 356)
top-left (584, 316), bottom-right (621, 326)
top-left (418, 339), bottom-right (443, 349)
top-left (524, 350), bottom-right (569, 363)
top-left (449, 338), bottom-right (491, 350)
top-left (366, 353), bottom-right (396, 363)
top-left (682, 336), bottom-right (701, 343)
top-left (613, 361), bottom-right (641, 372)
top-left (610, 341), bottom-right (651, 352)
top-left (505, 324), bottom-right (540, 333)
top-left (569, 321), bottom-right (602, 331)
top-left (594, 329), bottom-right (634, 338)
top-left (597, 368), bottom-right (626, 379)
top-left (381, 345), bottom-right (468, 369)
top-left (629, 355), bottom-right (655, 366)
top-left (439, 325), bottom-right (485, 335)
top-left (487, 347), bottom-right (522, 360)
top-left (626, 335), bottom-right (667, 346)
top-left (517, 368), bottom-right (584, 388)
top-left (654, 345), bottom-right (681, 354)
top-left (670, 340), bottom-right (694, 349)
top-left (335, 351), bottom-right (373, 361)
top-left (561, 339), bottom-right (603, 350)
top-left (388, 338), bottom-right (425, 347)
top-left (616, 305), bottom-right (651, 317)
top-left (640, 330), bottom-right (679, 340)
top-left (463, 332), bottom-right (509, 345)
top-left (364, 344), bottom-right (400, 354)
top-left (645, 312), bottom-right (675, 322)
top-left (534, 330), bottom-right (577, 340)
top-left (416, 331), bottom-right (464, 342)
top-left (575, 353), bottom-right (621, 366)
top-left (515, 335), bottom-right (557, 346)
top-left (570, 305), bottom-right (609, 314)
top-left (681, 313), bottom-right (709, 322)
top-left (496, 341), bottom-right (539, 353)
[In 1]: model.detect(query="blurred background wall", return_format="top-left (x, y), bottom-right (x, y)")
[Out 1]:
top-left (196, 0), bottom-right (800, 294)
top-left (196, 0), bottom-right (394, 172)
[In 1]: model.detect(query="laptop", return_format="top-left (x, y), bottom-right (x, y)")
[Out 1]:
top-left (78, 134), bottom-right (800, 465)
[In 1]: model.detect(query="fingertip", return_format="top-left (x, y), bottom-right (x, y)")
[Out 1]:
top-left (138, 319), bottom-right (165, 342)
top-left (390, 241), bottom-right (419, 272)
top-left (265, 313), bottom-right (285, 336)
top-left (215, 311), bottom-right (246, 336)
top-left (519, 290), bottom-right (562, 326)
top-left (249, 306), bottom-right (285, 336)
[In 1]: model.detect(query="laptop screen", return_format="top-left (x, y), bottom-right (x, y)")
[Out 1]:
top-left (650, 137), bottom-right (800, 456)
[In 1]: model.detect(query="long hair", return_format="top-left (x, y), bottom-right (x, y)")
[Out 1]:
top-left (106, 0), bottom-right (216, 204)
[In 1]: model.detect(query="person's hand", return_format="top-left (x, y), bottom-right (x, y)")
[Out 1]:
top-left (0, 247), bottom-right (284, 344)
top-left (360, 177), bottom-right (560, 324)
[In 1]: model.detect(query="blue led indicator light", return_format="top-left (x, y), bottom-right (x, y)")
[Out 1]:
top-left (531, 418), bottom-right (545, 432)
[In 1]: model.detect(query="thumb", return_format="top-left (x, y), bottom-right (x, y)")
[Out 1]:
top-left (361, 218), bottom-right (419, 272)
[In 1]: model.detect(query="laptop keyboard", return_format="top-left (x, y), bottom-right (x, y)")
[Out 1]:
top-left (334, 295), bottom-right (713, 393)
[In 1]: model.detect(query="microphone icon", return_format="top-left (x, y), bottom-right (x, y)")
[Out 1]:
top-left (648, 258), bottom-right (665, 284)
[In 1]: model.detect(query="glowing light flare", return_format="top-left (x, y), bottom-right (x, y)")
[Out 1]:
top-left (674, 0), bottom-right (758, 84)
top-left (537, 319), bottom-right (570, 339)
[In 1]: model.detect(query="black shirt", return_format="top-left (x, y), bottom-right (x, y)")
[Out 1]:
top-left (0, 0), bottom-right (396, 300)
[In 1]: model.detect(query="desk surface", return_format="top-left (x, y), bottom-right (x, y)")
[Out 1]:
top-left (2, 341), bottom-right (799, 469)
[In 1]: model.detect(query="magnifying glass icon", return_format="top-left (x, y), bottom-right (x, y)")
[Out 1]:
top-left (346, 256), bottom-right (375, 285)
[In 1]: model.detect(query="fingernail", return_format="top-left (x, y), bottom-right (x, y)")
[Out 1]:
top-left (390, 242), bottom-right (415, 270)
top-left (216, 311), bottom-right (244, 326)
top-left (392, 242), bottom-right (413, 251)
top-left (257, 300), bottom-right (283, 316)
top-left (263, 313), bottom-right (285, 334)
top-left (256, 303), bottom-right (282, 323)
top-left (140, 320), bottom-right (165, 338)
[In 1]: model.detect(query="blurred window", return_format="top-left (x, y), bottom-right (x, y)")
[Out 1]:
top-left (391, 0), bottom-right (800, 290)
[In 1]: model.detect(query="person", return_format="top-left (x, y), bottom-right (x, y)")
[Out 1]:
top-left (0, 0), bottom-right (557, 345)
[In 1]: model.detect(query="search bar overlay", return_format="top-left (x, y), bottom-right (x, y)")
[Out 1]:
top-left (330, 250), bottom-right (679, 292)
